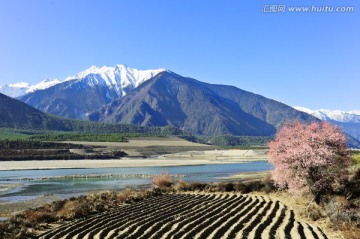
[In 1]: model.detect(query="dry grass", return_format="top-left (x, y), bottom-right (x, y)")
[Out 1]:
top-left (152, 173), bottom-right (174, 189)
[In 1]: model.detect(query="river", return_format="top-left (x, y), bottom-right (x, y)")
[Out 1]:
top-left (0, 161), bottom-right (271, 202)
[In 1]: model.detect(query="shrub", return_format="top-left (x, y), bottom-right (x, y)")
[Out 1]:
top-left (51, 200), bottom-right (66, 212)
top-left (344, 168), bottom-right (360, 199)
top-left (174, 179), bottom-right (188, 191)
top-left (235, 180), bottom-right (264, 193)
top-left (216, 182), bottom-right (235, 192)
top-left (351, 151), bottom-right (360, 165)
top-left (186, 182), bottom-right (209, 191)
top-left (152, 173), bottom-right (173, 189)
top-left (305, 202), bottom-right (325, 221)
top-left (262, 175), bottom-right (277, 193)
top-left (117, 189), bottom-right (133, 203)
top-left (22, 209), bottom-right (56, 224)
top-left (324, 196), bottom-right (360, 223)
top-left (174, 180), bottom-right (209, 192)
top-left (268, 121), bottom-right (351, 200)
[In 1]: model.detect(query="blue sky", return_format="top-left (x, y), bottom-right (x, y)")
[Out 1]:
top-left (0, 0), bottom-right (359, 110)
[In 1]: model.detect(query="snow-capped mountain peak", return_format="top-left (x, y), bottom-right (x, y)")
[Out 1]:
top-left (294, 106), bottom-right (360, 123)
top-left (349, 110), bottom-right (360, 115)
top-left (0, 82), bottom-right (30, 98)
top-left (9, 82), bottom-right (30, 88)
top-left (26, 79), bottom-right (62, 93)
top-left (1, 64), bottom-right (166, 98)
top-left (66, 64), bottom-right (165, 84)
top-left (64, 64), bottom-right (166, 96)
top-left (0, 79), bottom-right (62, 98)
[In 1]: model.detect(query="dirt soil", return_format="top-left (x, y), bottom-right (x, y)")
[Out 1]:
top-left (250, 191), bottom-right (344, 239)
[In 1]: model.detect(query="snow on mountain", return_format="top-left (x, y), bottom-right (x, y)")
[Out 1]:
top-left (0, 79), bottom-right (61, 98)
top-left (294, 106), bottom-right (360, 123)
top-left (27, 79), bottom-right (62, 93)
top-left (64, 64), bottom-right (166, 97)
top-left (0, 82), bottom-right (30, 98)
top-left (10, 82), bottom-right (30, 88)
top-left (1, 64), bottom-right (166, 98)
top-left (350, 110), bottom-right (360, 115)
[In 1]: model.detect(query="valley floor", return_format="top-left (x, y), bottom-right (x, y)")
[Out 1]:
top-left (0, 158), bottom-right (262, 170)
top-left (0, 137), bottom-right (268, 170)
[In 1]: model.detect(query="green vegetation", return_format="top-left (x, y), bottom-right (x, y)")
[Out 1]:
top-left (28, 133), bottom-right (131, 142)
top-left (0, 126), bottom-right (199, 161)
top-left (351, 150), bottom-right (360, 165)
top-left (0, 140), bottom-right (126, 161)
top-left (0, 140), bottom-right (83, 150)
top-left (0, 125), bottom-right (194, 140)
top-left (203, 135), bottom-right (272, 148)
top-left (0, 137), bottom-right (128, 161)
top-left (0, 128), bottom-right (40, 140)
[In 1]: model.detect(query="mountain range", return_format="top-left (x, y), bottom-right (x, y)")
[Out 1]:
top-left (0, 91), bottom-right (191, 137)
top-left (0, 79), bottom-right (61, 98)
top-left (2, 64), bottom-right (318, 137)
top-left (294, 107), bottom-right (360, 123)
top-left (15, 65), bottom-right (165, 119)
top-left (1, 64), bottom-right (358, 140)
top-left (294, 107), bottom-right (360, 141)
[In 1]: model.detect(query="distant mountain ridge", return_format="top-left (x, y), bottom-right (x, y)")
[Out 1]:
top-left (17, 65), bottom-right (165, 119)
top-left (294, 106), bottom-right (360, 141)
top-left (89, 71), bottom-right (318, 136)
top-left (0, 65), bottom-right (166, 99)
top-left (0, 79), bottom-right (61, 98)
top-left (294, 107), bottom-right (360, 123)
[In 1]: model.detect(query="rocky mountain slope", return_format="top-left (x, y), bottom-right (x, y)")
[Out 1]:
top-left (0, 92), bottom-right (73, 130)
top-left (0, 92), bottom-right (188, 137)
top-left (89, 71), bottom-right (318, 136)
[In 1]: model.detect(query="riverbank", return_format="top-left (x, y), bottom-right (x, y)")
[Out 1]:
top-left (227, 171), bottom-right (271, 181)
top-left (0, 149), bottom-right (267, 171)
top-left (0, 194), bottom-right (60, 218)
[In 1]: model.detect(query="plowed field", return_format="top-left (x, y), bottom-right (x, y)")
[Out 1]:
top-left (39, 193), bottom-right (328, 239)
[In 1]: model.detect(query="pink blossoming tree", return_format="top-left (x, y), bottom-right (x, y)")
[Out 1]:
top-left (267, 121), bottom-right (351, 200)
